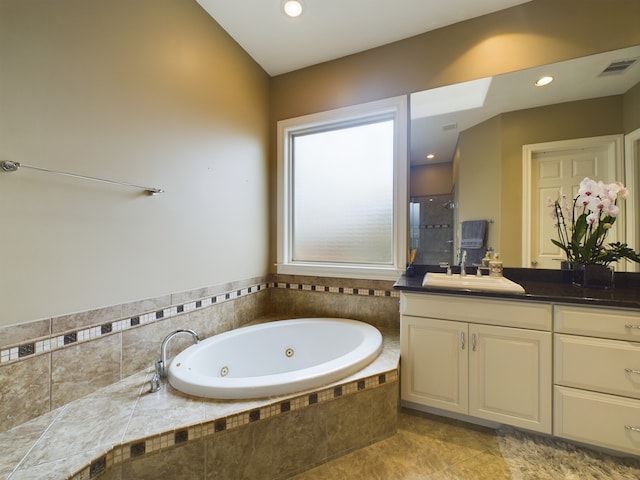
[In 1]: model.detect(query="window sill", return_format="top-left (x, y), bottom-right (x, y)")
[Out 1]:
top-left (276, 263), bottom-right (403, 281)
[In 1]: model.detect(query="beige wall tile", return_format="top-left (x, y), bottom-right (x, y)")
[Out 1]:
top-left (121, 295), bottom-right (172, 319)
top-left (204, 406), bottom-right (328, 480)
top-left (2, 276), bottom-right (399, 432)
top-left (270, 288), bottom-right (399, 330)
top-left (266, 405), bottom-right (330, 478)
top-left (119, 441), bottom-right (205, 480)
top-left (121, 320), bottom-right (177, 378)
top-left (355, 295), bottom-right (400, 330)
top-left (232, 289), bottom-right (271, 327)
top-left (0, 318), bottom-right (50, 349)
top-left (326, 382), bottom-right (398, 459)
top-left (171, 285), bottom-right (220, 306)
top-left (121, 316), bottom-right (203, 377)
top-left (0, 354), bottom-right (50, 431)
top-left (51, 334), bottom-right (121, 408)
top-left (52, 305), bottom-right (123, 335)
top-left (183, 301), bottom-right (235, 340)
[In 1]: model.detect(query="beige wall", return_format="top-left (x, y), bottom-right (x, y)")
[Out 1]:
top-left (457, 116), bottom-right (502, 253)
top-left (269, 0), bottom-right (640, 268)
top-left (270, 0), bottom-right (640, 120)
top-left (624, 81), bottom-right (640, 133)
top-left (443, 91), bottom-right (632, 266)
top-left (0, 0), bottom-right (270, 325)
top-left (499, 95), bottom-right (624, 265)
top-left (457, 96), bottom-right (623, 265)
top-left (3, 0), bottom-right (640, 326)
top-left (410, 163), bottom-right (453, 197)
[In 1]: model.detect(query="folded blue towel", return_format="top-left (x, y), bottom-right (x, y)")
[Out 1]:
top-left (464, 247), bottom-right (486, 266)
top-left (460, 220), bottom-right (487, 249)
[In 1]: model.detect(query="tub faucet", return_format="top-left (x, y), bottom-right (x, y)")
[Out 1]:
top-left (149, 329), bottom-right (200, 393)
top-left (159, 329), bottom-right (200, 378)
top-left (149, 365), bottom-right (161, 393)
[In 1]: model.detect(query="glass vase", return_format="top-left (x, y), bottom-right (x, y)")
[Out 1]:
top-left (571, 264), bottom-right (614, 289)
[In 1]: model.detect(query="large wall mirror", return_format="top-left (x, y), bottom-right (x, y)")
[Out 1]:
top-left (409, 45), bottom-right (640, 270)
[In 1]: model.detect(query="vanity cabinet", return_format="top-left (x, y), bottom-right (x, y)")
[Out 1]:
top-left (400, 293), bottom-right (552, 433)
top-left (553, 305), bottom-right (640, 455)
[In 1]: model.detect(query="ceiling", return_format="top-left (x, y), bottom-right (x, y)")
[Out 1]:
top-left (195, 1), bottom-right (639, 168)
top-left (196, 0), bottom-right (530, 76)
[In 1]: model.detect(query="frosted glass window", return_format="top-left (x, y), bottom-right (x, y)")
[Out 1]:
top-left (277, 96), bottom-right (408, 280)
top-left (291, 120), bottom-right (394, 264)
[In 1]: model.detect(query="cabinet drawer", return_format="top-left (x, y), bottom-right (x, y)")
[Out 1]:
top-left (555, 305), bottom-right (640, 342)
top-left (554, 334), bottom-right (640, 399)
top-left (554, 386), bottom-right (640, 456)
top-left (401, 293), bottom-right (551, 330)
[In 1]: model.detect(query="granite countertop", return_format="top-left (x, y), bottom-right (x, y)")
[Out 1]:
top-left (394, 266), bottom-right (640, 311)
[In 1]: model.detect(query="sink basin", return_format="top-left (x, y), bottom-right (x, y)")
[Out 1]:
top-left (422, 272), bottom-right (525, 293)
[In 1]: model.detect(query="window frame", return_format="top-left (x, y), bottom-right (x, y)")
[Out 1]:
top-left (276, 96), bottom-right (408, 280)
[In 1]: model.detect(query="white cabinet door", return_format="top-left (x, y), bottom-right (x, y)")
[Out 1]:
top-left (401, 315), bottom-right (468, 414)
top-left (469, 324), bottom-right (552, 433)
top-left (554, 386), bottom-right (640, 455)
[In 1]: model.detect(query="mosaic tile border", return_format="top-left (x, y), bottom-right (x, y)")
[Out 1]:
top-left (1, 281), bottom-right (399, 366)
top-left (69, 369), bottom-right (399, 480)
top-left (0, 283), bottom-right (266, 365)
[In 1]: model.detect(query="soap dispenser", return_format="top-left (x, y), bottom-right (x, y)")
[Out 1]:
top-left (482, 251), bottom-right (492, 267)
top-left (489, 253), bottom-right (503, 277)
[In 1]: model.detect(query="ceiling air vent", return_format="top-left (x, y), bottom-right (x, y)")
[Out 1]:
top-left (599, 58), bottom-right (637, 76)
top-left (442, 123), bottom-right (458, 132)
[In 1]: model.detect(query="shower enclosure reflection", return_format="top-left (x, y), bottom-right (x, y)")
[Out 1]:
top-left (409, 193), bottom-right (455, 266)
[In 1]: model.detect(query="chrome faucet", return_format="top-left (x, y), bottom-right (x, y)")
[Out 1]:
top-left (149, 329), bottom-right (200, 393)
top-left (439, 262), bottom-right (452, 276)
top-left (458, 249), bottom-right (467, 276)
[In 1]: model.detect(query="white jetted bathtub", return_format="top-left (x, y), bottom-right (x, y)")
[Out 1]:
top-left (168, 318), bottom-right (383, 399)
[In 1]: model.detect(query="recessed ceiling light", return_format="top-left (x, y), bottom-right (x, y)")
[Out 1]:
top-left (283, 0), bottom-right (303, 17)
top-left (426, 153), bottom-right (435, 160)
top-left (534, 76), bottom-right (554, 87)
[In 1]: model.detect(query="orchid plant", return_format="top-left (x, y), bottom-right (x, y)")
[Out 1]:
top-left (548, 177), bottom-right (640, 266)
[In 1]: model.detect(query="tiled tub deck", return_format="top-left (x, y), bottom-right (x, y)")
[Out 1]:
top-left (1, 331), bottom-right (399, 480)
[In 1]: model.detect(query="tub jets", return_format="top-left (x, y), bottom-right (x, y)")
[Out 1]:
top-left (166, 318), bottom-right (383, 399)
top-left (149, 329), bottom-right (200, 393)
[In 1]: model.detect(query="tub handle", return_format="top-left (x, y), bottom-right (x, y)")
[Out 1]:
top-left (149, 361), bottom-right (161, 393)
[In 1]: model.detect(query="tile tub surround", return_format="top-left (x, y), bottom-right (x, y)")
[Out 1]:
top-left (1, 331), bottom-right (399, 480)
top-left (1, 275), bottom-right (400, 431)
top-left (291, 409), bottom-right (640, 479)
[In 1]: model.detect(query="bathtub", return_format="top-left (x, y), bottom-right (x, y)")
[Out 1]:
top-left (167, 318), bottom-right (383, 399)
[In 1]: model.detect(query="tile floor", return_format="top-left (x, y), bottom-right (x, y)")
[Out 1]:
top-left (291, 408), bottom-right (640, 479)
